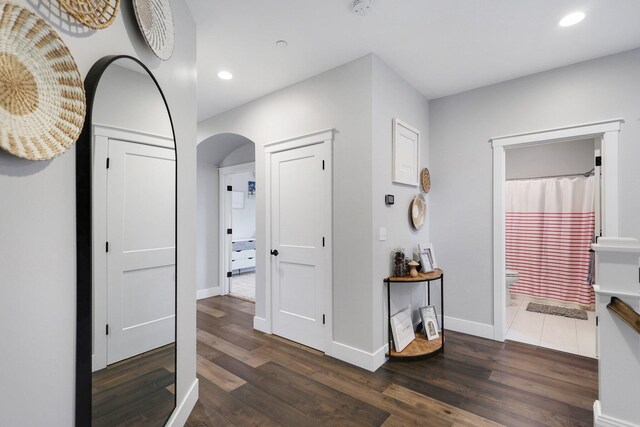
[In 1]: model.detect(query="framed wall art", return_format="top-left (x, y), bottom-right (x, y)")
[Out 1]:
top-left (392, 118), bottom-right (420, 186)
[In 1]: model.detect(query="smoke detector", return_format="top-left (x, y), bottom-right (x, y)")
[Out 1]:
top-left (353, 0), bottom-right (373, 16)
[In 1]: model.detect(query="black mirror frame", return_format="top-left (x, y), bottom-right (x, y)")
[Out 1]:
top-left (75, 55), bottom-right (178, 426)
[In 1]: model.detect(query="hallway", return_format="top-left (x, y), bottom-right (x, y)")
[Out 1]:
top-left (187, 296), bottom-right (597, 426)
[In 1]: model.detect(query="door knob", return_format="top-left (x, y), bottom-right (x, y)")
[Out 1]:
top-left (270, 249), bottom-right (279, 256)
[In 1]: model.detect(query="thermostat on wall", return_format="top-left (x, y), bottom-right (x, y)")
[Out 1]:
top-left (385, 195), bottom-right (394, 205)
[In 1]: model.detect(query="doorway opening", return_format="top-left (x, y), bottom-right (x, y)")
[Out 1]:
top-left (196, 133), bottom-right (256, 302)
top-left (491, 119), bottom-right (622, 357)
top-left (503, 138), bottom-right (598, 356)
top-left (220, 162), bottom-right (256, 302)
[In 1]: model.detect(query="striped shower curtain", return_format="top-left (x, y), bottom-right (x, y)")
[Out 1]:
top-left (506, 176), bottom-right (595, 306)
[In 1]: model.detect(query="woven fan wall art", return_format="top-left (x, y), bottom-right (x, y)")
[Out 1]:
top-left (0, 2), bottom-right (86, 161)
top-left (133, 0), bottom-right (174, 61)
top-left (58, 0), bottom-right (119, 29)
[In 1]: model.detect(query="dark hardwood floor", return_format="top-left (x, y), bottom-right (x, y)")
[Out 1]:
top-left (186, 296), bottom-right (597, 426)
top-left (92, 343), bottom-right (175, 426)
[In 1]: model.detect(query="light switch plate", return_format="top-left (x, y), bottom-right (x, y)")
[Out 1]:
top-left (379, 227), bottom-right (387, 241)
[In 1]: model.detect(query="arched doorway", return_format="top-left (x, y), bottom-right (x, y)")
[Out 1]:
top-left (197, 133), bottom-right (256, 301)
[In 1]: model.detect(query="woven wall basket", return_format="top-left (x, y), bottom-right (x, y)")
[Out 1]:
top-left (0, 2), bottom-right (86, 161)
top-left (420, 167), bottom-right (431, 193)
top-left (133, 0), bottom-right (174, 61)
top-left (411, 195), bottom-right (426, 230)
top-left (58, 0), bottom-right (119, 30)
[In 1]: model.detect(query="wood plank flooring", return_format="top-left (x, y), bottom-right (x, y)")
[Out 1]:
top-left (92, 343), bottom-right (175, 426)
top-left (186, 296), bottom-right (597, 427)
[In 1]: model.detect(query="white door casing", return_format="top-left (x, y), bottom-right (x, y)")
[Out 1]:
top-left (490, 119), bottom-right (622, 342)
top-left (105, 138), bottom-right (176, 365)
top-left (264, 129), bottom-right (334, 353)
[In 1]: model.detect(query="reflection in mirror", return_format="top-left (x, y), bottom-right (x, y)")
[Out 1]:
top-left (88, 58), bottom-right (176, 426)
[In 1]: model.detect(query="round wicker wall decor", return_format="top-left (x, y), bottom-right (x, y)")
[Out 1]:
top-left (58, 0), bottom-right (119, 30)
top-left (133, 0), bottom-right (174, 61)
top-left (420, 167), bottom-right (431, 193)
top-left (0, 2), bottom-right (86, 161)
top-left (410, 195), bottom-right (426, 230)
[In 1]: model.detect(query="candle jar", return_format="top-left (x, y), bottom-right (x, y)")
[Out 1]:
top-left (392, 249), bottom-right (405, 277)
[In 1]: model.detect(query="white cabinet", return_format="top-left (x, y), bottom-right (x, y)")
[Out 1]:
top-left (231, 239), bottom-right (255, 273)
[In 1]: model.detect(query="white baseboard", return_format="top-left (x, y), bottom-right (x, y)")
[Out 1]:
top-left (594, 400), bottom-right (639, 427)
top-left (372, 343), bottom-right (388, 371)
top-left (253, 316), bottom-right (270, 333)
top-left (196, 286), bottom-right (221, 300)
top-left (330, 341), bottom-right (388, 372)
top-left (166, 378), bottom-right (198, 427)
top-left (444, 316), bottom-right (494, 340)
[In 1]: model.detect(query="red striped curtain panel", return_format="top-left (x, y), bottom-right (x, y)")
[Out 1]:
top-left (506, 177), bottom-right (595, 306)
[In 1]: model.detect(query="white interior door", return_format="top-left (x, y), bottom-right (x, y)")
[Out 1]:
top-left (271, 143), bottom-right (327, 351)
top-left (106, 139), bottom-right (176, 364)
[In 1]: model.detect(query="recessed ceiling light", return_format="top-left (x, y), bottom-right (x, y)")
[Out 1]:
top-left (276, 40), bottom-right (288, 48)
top-left (559, 12), bottom-right (585, 27)
top-left (217, 71), bottom-right (233, 80)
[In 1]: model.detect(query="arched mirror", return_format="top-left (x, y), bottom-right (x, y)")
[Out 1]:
top-left (76, 56), bottom-right (177, 426)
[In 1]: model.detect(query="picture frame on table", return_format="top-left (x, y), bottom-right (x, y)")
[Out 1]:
top-left (425, 319), bottom-right (439, 340)
top-left (417, 243), bottom-right (437, 273)
top-left (419, 305), bottom-right (440, 340)
top-left (390, 306), bottom-right (415, 352)
top-left (392, 118), bottom-right (420, 187)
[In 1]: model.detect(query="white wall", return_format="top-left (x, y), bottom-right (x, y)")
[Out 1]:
top-left (429, 48), bottom-right (640, 330)
top-left (0, 2), bottom-right (197, 425)
top-left (371, 56), bottom-right (430, 352)
top-left (220, 142), bottom-right (255, 168)
top-left (506, 138), bottom-right (595, 180)
top-left (196, 159), bottom-right (219, 293)
top-left (93, 64), bottom-right (173, 138)
top-left (231, 171), bottom-right (256, 240)
top-left (198, 55), bottom-right (375, 353)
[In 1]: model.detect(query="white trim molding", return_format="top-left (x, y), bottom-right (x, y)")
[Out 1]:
top-left (93, 124), bottom-right (174, 149)
top-left (330, 341), bottom-right (388, 372)
top-left (196, 286), bottom-right (221, 300)
top-left (594, 400), bottom-right (640, 427)
top-left (444, 316), bottom-right (494, 340)
top-left (264, 128), bottom-right (337, 153)
top-left (166, 378), bottom-right (199, 427)
top-left (490, 119), bottom-right (623, 147)
top-left (490, 119), bottom-right (622, 341)
top-left (253, 316), bottom-right (270, 334)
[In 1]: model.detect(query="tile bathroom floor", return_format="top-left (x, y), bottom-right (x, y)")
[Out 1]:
top-left (506, 297), bottom-right (597, 358)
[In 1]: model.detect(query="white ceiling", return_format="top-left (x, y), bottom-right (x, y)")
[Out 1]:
top-left (187, 0), bottom-right (640, 122)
